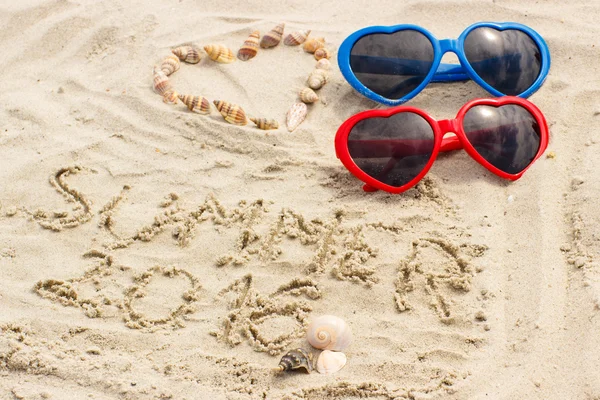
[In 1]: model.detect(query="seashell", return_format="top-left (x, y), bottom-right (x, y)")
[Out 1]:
top-left (172, 46), bottom-right (201, 64)
top-left (307, 69), bottom-right (329, 90)
top-left (303, 37), bottom-right (325, 53)
top-left (250, 117), bottom-right (279, 130)
top-left (286, 102), bottom-right (307, 132)
top-left (315, 58), bottom-right (331, 70)
top-left (162, 89), bottom-right (179, 105)
top-left (260, 23), bottom-right (285, 49)
top-left (299, 87), bottom-right (319, 104)
top-left (274, 349), bottom-right (312, 373)
top-left (213, 100), bottom-right (247, 126)
top-left (203, 45), bottom-right (235, 63)
top-left (160, 54), bottom-right (180, 76)
top-left (238, 30), bottom-right (260, 61)
top-left (314, 48), bottom-right (332, 61)
top-left (284, 30), bottom-right (311, 46)
top-left (153, 67), bottom-right (172, 96)
top-left (306, 315), bottom-right (352, 351)
top-left (178, 95), bottom-right (211, 114)
top-left (316, 350), bottom-right (347, 375)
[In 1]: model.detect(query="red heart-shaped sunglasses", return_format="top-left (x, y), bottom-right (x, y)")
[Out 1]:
top-left (335, 97), bottom-right (549, 193)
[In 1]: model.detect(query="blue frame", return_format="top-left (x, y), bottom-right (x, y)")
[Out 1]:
top-left (337, 22), bottom-right (551, 106)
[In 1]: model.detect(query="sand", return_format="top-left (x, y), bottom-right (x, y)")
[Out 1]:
top-left (1, 0), bottom-right (600, 398)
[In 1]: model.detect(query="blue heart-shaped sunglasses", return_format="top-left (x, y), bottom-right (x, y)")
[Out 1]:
top-left (338, 22), bottom-right (551, 106)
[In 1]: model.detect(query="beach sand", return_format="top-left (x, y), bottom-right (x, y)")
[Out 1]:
top-left (1, 0), bottom-right (600, 398)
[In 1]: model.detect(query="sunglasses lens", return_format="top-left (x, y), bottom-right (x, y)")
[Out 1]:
top-left (350, 30), bottom-right (435, 100)
top-left (463, 104), bottom-right (541, 174)
top-left (347, 112), bottom-right (435, 187)
top-left (464, 27), bottom-right (542, 95)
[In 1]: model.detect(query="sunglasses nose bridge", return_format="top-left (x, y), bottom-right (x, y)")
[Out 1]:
top-left (437, 118), bottom-right (461, 135)
top-left (438, 39), bottom-right (460, 55)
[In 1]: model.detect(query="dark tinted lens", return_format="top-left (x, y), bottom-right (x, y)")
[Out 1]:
top-left (350, 30), bottom-right (435, 100)
top-left (464, 27), bottom-right (542, 95)
top-left (347, 112), bottom-right (435, 187)
top-left (463, 104), bottom-right (541, 174)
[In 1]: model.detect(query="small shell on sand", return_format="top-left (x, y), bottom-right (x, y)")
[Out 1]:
top-left (260, 23), bottom-right (285, 49)
top-left (160, 54), bottom-right (181, 76)
top-left (204, 45), bottom-right (235, 63)
top-left (314, 48), bottom-right (332, 61)
top-left (213, 100), bottom-right (247, 125)
top-left (299, 87), bottom-right (319, 104)
top-left (308, 69), bottom-right (328, 90)
top-left (172, 46), bottom-right (201, 64)
top-left (238, 30), bottom-right (260, 61)
top-left (315, 59), bottom-right (331, 70)
top-left (303, 37), bottom-right (325, 53)
top-left (250, 117), bottom-right (279, 130)
top-left (274, 349), bottom-right (312, 373)
top-left (316, 350), bottom-right (347, 375)
top-left (179, 95), bottom-right (211, 114)
top-left (284, 30), bottom-right (311, 46)
top-left (286, 102), bottom-right (308, 132)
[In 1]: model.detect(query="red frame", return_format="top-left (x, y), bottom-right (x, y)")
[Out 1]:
top-left (335, 97), bottom-right (549, 193)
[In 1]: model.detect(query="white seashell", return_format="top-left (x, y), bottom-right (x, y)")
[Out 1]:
top-left (308, 69), bottom-right (328, 90)
top-left (315, 59), bottom-right (331, 70)
top-left (286, 102), bottom-right (307, 132)
top-left (316, 350), bottom-right (347, 375)
top-left (307, 315), bottom-right (352, 351)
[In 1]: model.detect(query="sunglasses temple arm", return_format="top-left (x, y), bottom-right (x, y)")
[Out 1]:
top-left (431, 63), bottom-right (469, 82)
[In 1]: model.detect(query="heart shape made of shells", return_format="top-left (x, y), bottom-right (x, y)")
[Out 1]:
top-left (152, 23), bottom-right (333, 132)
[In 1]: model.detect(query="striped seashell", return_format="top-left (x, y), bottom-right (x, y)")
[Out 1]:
top-left (260, 23), bottom-right (285, 48)
top-left (314, 48), bottom-right (332, 61)
top-left (153, 67), bottom-right (172, 96)
top-left (203, 45), bottom-right (235, 63)
top-left (284, 30), bottom-right (311, 46)
top-left (163, 89), bottom-right (179, 104)
top-left (303, 37), bottom-right (325, 53)
top-left (213, 100), bottom-right (247, 125)
top-left (315, 58), bottom-right (331, 70)
top-left (160, 54), bottom-right (181, 76)
top-left (307, 69), bottom-right (329, 90)
top-left (250, 117), bottom-right (279, 130)
top-left (178, 95), bottom-right (211, 114)
top-left (171, 46), bottom-right (201, 64)
top-left (286, 102), bottom-right (307, 132)
top-left (238, 30), bottom-right (260, 61)
top-left (299, 87), bottom-right (319, 104)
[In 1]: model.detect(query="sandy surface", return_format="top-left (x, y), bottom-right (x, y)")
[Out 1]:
top-left (1, 0), bottom-right (600, 399)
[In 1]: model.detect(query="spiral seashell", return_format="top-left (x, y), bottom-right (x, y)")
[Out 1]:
top-left (299, 87), bottom-right (319, 104)
top-left (213, 100), bottom-right (247, 126)
top-left (179, 95), bottom-right (211, 114)
top-left (286, 102), bottom-right (307, 132)
top-left (284, 30), bottom-right (311, 46)
top-left (314, 48), bottom-right (332, 61)
top-left (238, 30), bottom-right (260, 61)
top-left (162, 89), bottom-right (179, 105)
top-left (306, 315), bottom-right (352, 351)
top-left (303, 37), bottom-right (325, 53)
top-left (260, 23), bottom-right (285, 49)
top-left (171, 46), bottom-right (201, 64)
top-left (316, 350), bottom-right (347, 375)
top-left (203, 45), bottom-right (235, 63)
top-left (274, 349), bottom-right (312, 373)
top-left (160, 54), bottom-right (181, 76)
top-left (315, 58), bottom-right (331, 70)
top-left (250, 117), bottom-right (279, 130)
top-left (307, 69), bottom-right (329, 90)
top-left (153, 67), bottom-right (172, 96)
